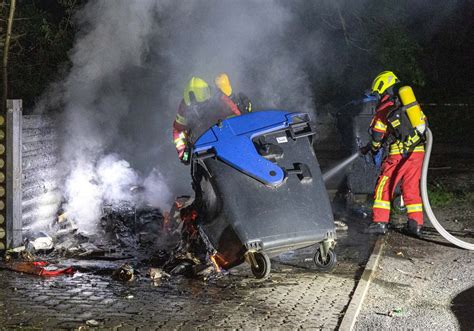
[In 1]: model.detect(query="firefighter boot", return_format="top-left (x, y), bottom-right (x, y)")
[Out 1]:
top-left (365, 222), bottom-right (388, 235)
top-left (403, 219), bottom-right (423, 238)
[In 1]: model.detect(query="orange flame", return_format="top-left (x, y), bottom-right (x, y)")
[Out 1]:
top-left (162, 211), bottom-right (171, 232)
top-left (210, 254), bottom-right (221, 273)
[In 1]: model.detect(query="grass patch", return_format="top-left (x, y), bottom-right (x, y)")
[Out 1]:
top-left (428, 189), bottom-right (456, 207)
top-left (427, 181), bottom-right (474, 207)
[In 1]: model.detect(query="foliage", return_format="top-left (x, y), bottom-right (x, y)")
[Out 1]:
top-left (426, 179), bottom-right (474, 208)
top-left (374, 27), bottom-right (425, 87)
top-left (0, 0), bottom-right (472, 114)
top-left (427, 186), bottom-right (456, 208)
top-left (1, 0), bottom-right (85, 110)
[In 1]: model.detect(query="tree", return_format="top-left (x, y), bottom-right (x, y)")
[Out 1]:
top-left (1, 0), bottom-right (17, 113)
top-left (1, 0), bottom-right (84, 112)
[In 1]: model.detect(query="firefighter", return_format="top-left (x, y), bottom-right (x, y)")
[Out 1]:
top-left (214, 73), bottom-right (252, 114)
top-left (172, 76), bottom-right (241, 163)
top-left (360, 71), bottom-right (428, 237)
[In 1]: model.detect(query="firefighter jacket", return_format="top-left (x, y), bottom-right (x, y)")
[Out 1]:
top-left (369, 93), bottom-right (427, 156)
top-left (173, 94), bottom-right (241, 158)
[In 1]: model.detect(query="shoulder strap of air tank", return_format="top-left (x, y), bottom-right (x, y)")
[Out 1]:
top-left (401, 101), bottom-right (419, 112)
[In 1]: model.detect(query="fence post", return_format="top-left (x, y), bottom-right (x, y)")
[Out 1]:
top-left (4, 99), bottom-right (22, 249)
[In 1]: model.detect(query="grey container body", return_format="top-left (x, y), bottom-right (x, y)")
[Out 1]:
top-left (194, 125), bottom-right (335, 268)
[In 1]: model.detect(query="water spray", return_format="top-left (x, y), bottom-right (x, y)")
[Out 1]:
top-left (322, 152), bottom-right (360, 183)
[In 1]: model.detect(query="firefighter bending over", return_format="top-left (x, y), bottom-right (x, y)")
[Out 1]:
top-left (173, 76), bottom-right (242, 164)
top-left (360, 71), bottom-right (428, 237)
top-left (214, 73), bottom-right (252, 114)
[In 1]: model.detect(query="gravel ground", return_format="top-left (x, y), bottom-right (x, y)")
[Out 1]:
top-left (355, 161), bottom-right (474, 330)
top-left (355, 225), bottom-right (473, 330)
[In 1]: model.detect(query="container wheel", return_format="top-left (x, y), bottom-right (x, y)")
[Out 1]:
top-left (250, 252), bottom-right (271, 279)
top-left (313, 248), bottom-right (337, 272)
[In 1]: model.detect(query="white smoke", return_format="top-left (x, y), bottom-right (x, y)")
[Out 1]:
top-left (36, 0), bottom-right (324, 232)
top-left (56, 0), bottom-right (169, 231)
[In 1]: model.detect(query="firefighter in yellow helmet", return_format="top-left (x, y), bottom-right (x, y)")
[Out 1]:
top-left (173, 76), bottom-right (242, 163)
top-left (360, 71), bottom-right (428, 237)
top-left (214, 73), bottom-right (252, 114)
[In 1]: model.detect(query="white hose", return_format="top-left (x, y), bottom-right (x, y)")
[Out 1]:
top-left (421, 128), bottom-right (474, 250)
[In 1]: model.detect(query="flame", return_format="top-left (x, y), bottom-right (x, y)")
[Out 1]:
top-left (209, 254), bottom-right (221, 273)
top-left (162, 211), bottom-right (171, 232)
top-left (57, 212), bottom-right (68, 223)
top-left (175, 200), bottom-right (184, 209)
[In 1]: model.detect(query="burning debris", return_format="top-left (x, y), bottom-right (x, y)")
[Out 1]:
top-left (112, 263), bottom-right (135, 282)
top-left (2, 187), bottom-right (221, 282)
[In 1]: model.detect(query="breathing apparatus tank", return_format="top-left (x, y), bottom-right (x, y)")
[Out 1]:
top-left (398, 86), bottom-right (426, 134)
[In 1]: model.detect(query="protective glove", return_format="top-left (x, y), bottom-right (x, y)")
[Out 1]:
top-left (180, 149), bottom-right (190, 165)
top-left (238, 93), bottom-right (252, 113)
top-left (359, 144), bottom-right (371, 155)
top-left (177, 143), bottom-right (191, 165)
top-left (373, 147), bottom-right (384, 170)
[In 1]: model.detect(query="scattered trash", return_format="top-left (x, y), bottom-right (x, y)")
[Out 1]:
top-left (197, 265), bottom-right (220, 281)
top-left (19, 250), bottom-right (36, 261)
top-left (126, 295), bottom-right (134, 299)
top-left (0, 260), bottom-right (75, 277)
top-left (395, 268), bottom-right (430, 280)
top-left (169, 259), bottom-right (195, 277)
top-left (387, 308), bottom-right (403, 317)
top-left (24, 232), bottom-right (54, 252)
top-left (449, 278), bottom-right (458, 281)
top-left (149, 268), bottom-right (169, 281)
top-left (76, 243), bottom-right (104, 257)
top-left (5, 249), bottom-right (35, 263)
top-left (149, 268), bottom-right (170, 286)
top-left (334, 220), bottom-right (348, 231)
top-left (9, 246), bottom-right (26, 253)
top-left (396, 251), bottom-right (404, 257)
top-left (112, 264), bottom-right (135, 281)
top-left (86, 319), bottom-right (100, 326)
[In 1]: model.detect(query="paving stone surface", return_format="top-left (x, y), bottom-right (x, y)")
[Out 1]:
top-left (0, 217), bottom-right (375, 329)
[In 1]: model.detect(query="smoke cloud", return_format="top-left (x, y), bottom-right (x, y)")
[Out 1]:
top-left (33, 0), bottom-right (459, 232)
top-left (33, 0), bottom-right (320, 232)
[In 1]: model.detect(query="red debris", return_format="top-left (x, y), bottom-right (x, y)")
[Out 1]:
top-left (1, 261), bottom-right (75, 277)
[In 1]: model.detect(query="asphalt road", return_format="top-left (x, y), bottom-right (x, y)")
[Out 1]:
top-left (356, 228), bottom-right (474, 330)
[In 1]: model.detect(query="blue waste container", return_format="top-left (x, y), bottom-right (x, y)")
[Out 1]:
top-left (191, 110), bottom-right (337, 278)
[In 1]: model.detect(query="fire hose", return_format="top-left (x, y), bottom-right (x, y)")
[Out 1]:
top-left (421, 128), bottom-right (474, 250)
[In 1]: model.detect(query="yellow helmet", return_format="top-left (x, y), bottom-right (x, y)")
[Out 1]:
top-left (183, 76), bottom-right (211, 106)
top-left (371, 71), bottom-right (399, 95)
top-left (214, 73), bottom-right (233, 97)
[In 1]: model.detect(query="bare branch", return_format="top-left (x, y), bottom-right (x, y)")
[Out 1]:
top-left (2, 0), bottom-right (16, 112)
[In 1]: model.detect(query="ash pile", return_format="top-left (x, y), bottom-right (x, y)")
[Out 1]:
top-left (9, 190), bottom-right (220, 280)
top-left (21, 199), bottom-right (179, 262)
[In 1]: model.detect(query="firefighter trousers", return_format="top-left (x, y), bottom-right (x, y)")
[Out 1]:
top-left (372, 152), bottom-right (424, 225)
